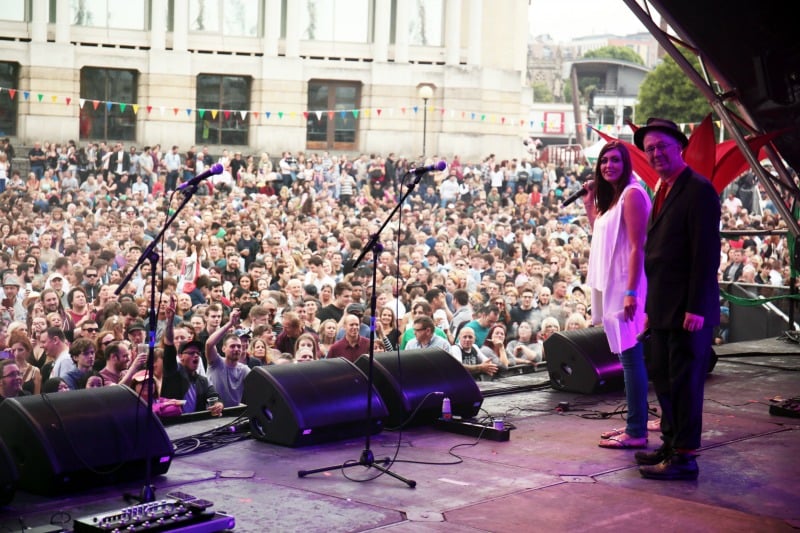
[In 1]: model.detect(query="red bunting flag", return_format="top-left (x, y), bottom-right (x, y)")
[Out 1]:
top-left (65, 97), bottom-right (71, 106)
top-left (8, 89), bottom-right (16, 100)
top-left (173, 108), bottom-right (179, 115)
top-left (223, 110), bottom-right (230, 119)
top-left (327, 111), bottom-right (334, 120)
top-left (376, 109), bottom-right (382, 116)
top-left (92, 100), bottom-right (100, 110)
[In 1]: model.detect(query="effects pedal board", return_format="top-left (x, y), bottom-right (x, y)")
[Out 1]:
top-left (432, 418), bottom-right (512, 441)
top-left (73, 491), bottom-right (235, 532)
top-left (769, 396), bottom-right (800, 418)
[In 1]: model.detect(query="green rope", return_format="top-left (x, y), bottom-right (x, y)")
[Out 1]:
top-left (720, 289), bottom-right (800, 306)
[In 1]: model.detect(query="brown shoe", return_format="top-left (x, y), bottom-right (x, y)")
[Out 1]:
top-left (639, 453), bottom-right (699, 480)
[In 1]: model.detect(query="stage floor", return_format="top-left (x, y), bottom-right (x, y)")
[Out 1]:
top-left (2, 337), bottom-right (799, 532)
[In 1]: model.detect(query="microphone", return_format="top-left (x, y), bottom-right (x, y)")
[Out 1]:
top-left (411, 160), bottom-right (447, 176)
top-left (561, 186), bottom-right (589, 207)
top-left (176, 163), bottom-right (224, 192)
top-left (410, 160), bottom-right (447, 185)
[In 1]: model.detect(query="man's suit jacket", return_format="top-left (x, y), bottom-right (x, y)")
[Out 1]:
top-left (111, 151), bottom-right (131, 175)
top-left (644, 166), bottom-right (721, 330)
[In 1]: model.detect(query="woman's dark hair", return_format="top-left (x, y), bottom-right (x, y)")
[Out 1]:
top-left (43, 377), bottom-right (68, 393)
top-left (593, 141), bottom-right (634, 214)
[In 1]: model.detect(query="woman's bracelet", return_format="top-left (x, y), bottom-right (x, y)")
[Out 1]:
top-left (624, 290), bottom-right (637, 297)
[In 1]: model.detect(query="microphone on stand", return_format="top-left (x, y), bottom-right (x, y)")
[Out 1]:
top-left (561, 182), bottom-right (592, 207)
top-left (410, 160), bottom-right (447, 184)
top-left (176, 163), bottom-right (224, 192)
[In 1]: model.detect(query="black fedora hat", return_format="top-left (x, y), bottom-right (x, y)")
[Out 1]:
top-left (633, 117), bottom-right (689, 150)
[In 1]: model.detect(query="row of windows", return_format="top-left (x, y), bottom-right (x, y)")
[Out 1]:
top-left (2, 0), bottom-right (444, 45)
top-left (1, 64), bottom-right (360, 149)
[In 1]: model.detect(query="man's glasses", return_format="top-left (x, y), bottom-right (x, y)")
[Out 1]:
top-left (84, 327), bottom-right (98, 332)
top-left (85, 273), bottom-right (98, 278)
top-left (2, 371), bottom-right (21, 379)
top-left (644, 142), bottom-right (679, 155)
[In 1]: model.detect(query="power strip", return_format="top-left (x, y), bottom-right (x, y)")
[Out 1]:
top-left (432, 418), bottom-right (511, 441)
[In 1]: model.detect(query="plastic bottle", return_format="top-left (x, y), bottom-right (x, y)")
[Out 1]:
top-left (441, 396), bottom-right (452, 421)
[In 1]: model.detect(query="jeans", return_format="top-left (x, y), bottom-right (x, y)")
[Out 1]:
top-left (619, 341), bottom-right (648, 438)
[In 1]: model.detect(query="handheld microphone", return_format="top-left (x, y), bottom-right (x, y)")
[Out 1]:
top-left (176, 163), bottom-right (224, 192)
top-left (561, 186), bottom-right (589, 207)
top-left (411, 160), bottom-right (447, 176)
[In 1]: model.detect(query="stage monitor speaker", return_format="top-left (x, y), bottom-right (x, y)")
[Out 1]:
top-left (242, 358), bottom-right (389, 447)
top-left (0, 386), bottom-right (174, 496)
top-left (0, 438), bottom-right (17, 506)
top-left (545, 328), bottom-right (624, 394)
top-left (355, 348), bottom-right (483, 428)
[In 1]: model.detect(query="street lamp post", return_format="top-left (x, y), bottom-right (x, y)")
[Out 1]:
top-left (417, 85), bottom-right (434, 159)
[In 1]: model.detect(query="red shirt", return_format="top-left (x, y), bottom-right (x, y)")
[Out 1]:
top-left (327, 336), bottom-right (371, 363)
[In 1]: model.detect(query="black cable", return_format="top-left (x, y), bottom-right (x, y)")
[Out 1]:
top-left (171, 416), bottom-right (252, 457)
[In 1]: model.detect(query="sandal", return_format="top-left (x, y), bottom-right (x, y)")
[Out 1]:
top-left (598, 433), bottom-right (648, 449)
top-left (600, 428), bottom-right (625, 439)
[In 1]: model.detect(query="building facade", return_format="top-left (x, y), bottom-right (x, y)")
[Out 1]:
top-left (0, 0), bottom-right (530, 162)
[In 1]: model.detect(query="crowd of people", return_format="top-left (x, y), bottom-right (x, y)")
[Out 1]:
top-left (0, 134), bottom-right (795, 437)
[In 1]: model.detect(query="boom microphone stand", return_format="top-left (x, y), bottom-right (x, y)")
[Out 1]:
top-left (115, 165), bottom-right (222, 502)
top-left (297, 164), bottom-right (442, 487)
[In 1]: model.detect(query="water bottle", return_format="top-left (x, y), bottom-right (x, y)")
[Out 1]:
top-left (441, 396), bottom-right (452, 421)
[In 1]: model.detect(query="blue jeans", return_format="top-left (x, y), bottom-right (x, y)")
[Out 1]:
top-left (619, 341), bottom-right (648, 438)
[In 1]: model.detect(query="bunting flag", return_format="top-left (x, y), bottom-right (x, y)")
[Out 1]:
top-left (0, 84), bottom-right (720, 134)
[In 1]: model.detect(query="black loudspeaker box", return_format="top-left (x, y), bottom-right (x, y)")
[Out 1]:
top-left (0, 386), bottom-right (174, 495)
top-left (0, 438), bottom-right (17, 505)
top-left (544, 328), bottom-right (624, 394)
top-left (242, 358), bottom-right (389, 447)
top-left (355, 348), bottom-right (483, 428)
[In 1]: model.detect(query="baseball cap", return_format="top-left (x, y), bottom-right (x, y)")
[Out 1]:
top-left (126, 321), bottom-right (147, 335)
top-left (346, 303), bottom-right (365, 316)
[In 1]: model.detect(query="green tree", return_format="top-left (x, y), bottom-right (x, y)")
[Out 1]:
top-left (636, 53), bottom-right (709, 123)
top-left (583, 45), bottom-right (645, 66)
top-left (532, 82), bottom-right (553, 103)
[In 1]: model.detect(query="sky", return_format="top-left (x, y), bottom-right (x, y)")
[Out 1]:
top-left (529, 0), bottom-right (649, 42)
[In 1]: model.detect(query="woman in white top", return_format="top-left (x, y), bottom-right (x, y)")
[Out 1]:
top-left (585, 140), bottom-right (651, 449)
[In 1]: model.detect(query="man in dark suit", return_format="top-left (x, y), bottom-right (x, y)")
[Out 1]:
top-left (634, 118), bottom-right (721, 481)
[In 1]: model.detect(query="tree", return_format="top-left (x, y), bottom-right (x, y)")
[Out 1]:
top-left (583, 45), bottom-right (645, 66)
top-left (635, 53), bottom-right (709, 124)
top-left (532, 82), bottom-right (553, 103)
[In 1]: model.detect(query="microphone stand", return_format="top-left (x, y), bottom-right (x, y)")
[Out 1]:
top-left (297, 169), bottom-right (429, 488)
top-left (115, 184), bottom-right (203, 503)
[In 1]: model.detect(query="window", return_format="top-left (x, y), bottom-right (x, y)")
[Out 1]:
top-left (196, 75), bottom-right (251, 145)
top-left (0, 0), bottom-right (25, 21)
top-left (306, 80), bottom-right (360, 150)
top-left (299, 0), bottom-right (370, 42)
top-left (189, 0), bottom-right (261, 37)
top-left (408, 0), bottom-right (443, 46)
top-left (0, 63), bottom-right (19, 136)
top-left (79, 68), bottom-right (138, 140)
top-left (71, 0), bottom-right (147, 30)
